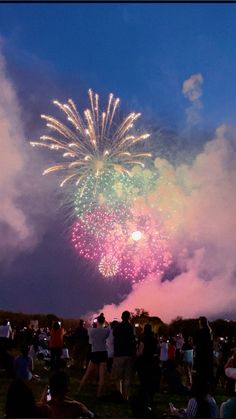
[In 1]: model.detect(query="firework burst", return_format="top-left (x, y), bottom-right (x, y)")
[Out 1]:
top-left (73, 167), bottom-right (158, 217)
top-left (99, 255), bottom-right (120, 277)
top-left (30, 89), bottom-right (152, 188)
top-left (72, 210), bottom-right (172, 282)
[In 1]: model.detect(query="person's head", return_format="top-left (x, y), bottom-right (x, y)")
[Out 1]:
top-left (121, 310), bottom-right (130, 322)
top-left (111, 320), bottom-right (119, 330)
top-left (188, 336), bottom-right (193, 345)
top-left (79, 319), bottom-right (84, 328)
top-left (191, 376), bottom-right (210, 398)
top-left (52, 321), bottom-right (61, 330)
top-left (169, 337), bottom-right (176, 346)
top-left (49, 371), bottom-right (69, 399)
top-left (5, 379), bottom-right (36, 417)
top-left (191, 377), bottom-right (211, 417)
top-left (199, 316), bottom-right (209, 329)
top-left (97, 313), bottom-right (105, 326)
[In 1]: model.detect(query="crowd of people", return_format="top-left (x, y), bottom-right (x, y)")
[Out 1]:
top-left (1, 313), bottom-right (236, 417)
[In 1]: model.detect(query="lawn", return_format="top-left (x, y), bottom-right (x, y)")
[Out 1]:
top-left (0, 358), bottom-right (228, 418)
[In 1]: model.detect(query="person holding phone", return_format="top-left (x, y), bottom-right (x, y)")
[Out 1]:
top-left (41, 371), bottom-right (95, 418)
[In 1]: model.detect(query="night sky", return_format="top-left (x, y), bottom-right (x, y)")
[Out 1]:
top-left (0, 4), bottom-right (236, 321)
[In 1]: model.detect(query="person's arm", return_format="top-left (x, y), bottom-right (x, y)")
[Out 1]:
top-left (220, 401), bottom-right (226, 418)
top-left (186, 398), bottom-right (197, 418)
top-left (39, 385), bottom-right (49, 404)
top-left (224, 356), bottom-right (235, 370)
top-left (74, 400), bottom-right (95, 418)
top-left (29, 356), bottom-right (33, 373)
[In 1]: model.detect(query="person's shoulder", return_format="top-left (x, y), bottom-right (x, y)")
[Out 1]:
top-left (36, 402), bottom-right (52, 417)
top-left (63, 398), bottom-right (85, 412)
top-left (207, 394), bottom-right (217, 403)
top-left (225, 367), bottom-right (236, 379)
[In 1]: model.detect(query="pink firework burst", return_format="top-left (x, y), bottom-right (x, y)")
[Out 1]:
top-left (72, 209), bottom-right (172, 282)
top-left (108, 213), bottom-right (172, 282)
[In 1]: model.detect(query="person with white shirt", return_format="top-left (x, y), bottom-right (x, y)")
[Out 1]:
top-left (78, 313), bottom-right (110, 398)
top-left (0, 320), bottom-right (12, 339)
top-left (160, 336), bottom-right (169, 365)
top-left (0, 320), bottom-right (13, 351)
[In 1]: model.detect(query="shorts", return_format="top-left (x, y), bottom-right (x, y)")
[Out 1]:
top-left (90, 351), bottom-right (108, 364)
top-left (112, 356), bottom-right (133, 382)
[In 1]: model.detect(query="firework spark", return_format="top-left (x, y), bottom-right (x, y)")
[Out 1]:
top-left (30, 90), bottom-right (152, 188)
top-left (99, 255), bottom-right (120, 277)
top-left (72, 210), bottom-right (172, 282)
top-left (73, 167), bottom-right (159, 217)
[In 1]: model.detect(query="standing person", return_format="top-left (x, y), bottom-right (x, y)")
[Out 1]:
top-left (0, 320), bottom-right (12, 350)
top-left (159, 336), bottom-right (169, 392)
top-left (78, 313), bottom-right (110, 398)
top-left (182, 336), bottom-right (194, 388)
top-left (106, 320), bottom-right (119, 373)
top-left (112, 310), bottom-right (136, 401)
top-left (168, 338), bottom-right (176, 365)
top-left (135, 324), bottom-right (157, 405)
top-left (195, 316), bottom-right (214, 384)
top-left (49, 321), bottom-right (65, 371)
top-left (160, 336), bottom-right (169, 366)
top-left (74, 320), bottom-right (89, 372)
top-left (175, 333), bottom-right (184, 367)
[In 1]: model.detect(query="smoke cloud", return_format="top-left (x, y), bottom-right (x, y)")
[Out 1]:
top-left (0, 53), bottom-right (39, 260)
top-left (98, 124), bottom-right (236, 322)
top-left (0, 50), bottom-right (59, 261)
top-left (182, 73), bottom-right (203, 127)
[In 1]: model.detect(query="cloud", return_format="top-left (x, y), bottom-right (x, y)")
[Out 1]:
top-left (0, 52), bottom-right (38, 259)
top-left (182, 73), bottom-right (203, 102)
top-left (0, 49), bottom-right (60, 263)
top-left (182, 73), bottom-right (203, 127)
top-left (97, 124), bottom-right (236, 322)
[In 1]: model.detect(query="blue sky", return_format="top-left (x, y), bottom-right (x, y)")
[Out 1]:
top-left (1, 3), bottom-right (236, 129)
top-left (1, 3), bottom-right (236, 319)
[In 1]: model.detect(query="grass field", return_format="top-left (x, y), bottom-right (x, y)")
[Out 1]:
top-left (0, 357), bottom-right (228, 418)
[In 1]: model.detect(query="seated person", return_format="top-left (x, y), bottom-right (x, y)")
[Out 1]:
top-left (168, 377), bottom-right (218, 418)
top-left (0, 346), bottom-right (14, 376)
top-left (220, 354), bottom-right (236, 417)
top-left (14, 345), bottom-right (33, 381)
top-left (5, 378), bottom-right (51, 418)
top-left (42, 370), bottom-right (95, 418)
top-left (163, 359), bottom-right (189, 395)
top-left (220, 395), bottom-right (236, 418)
